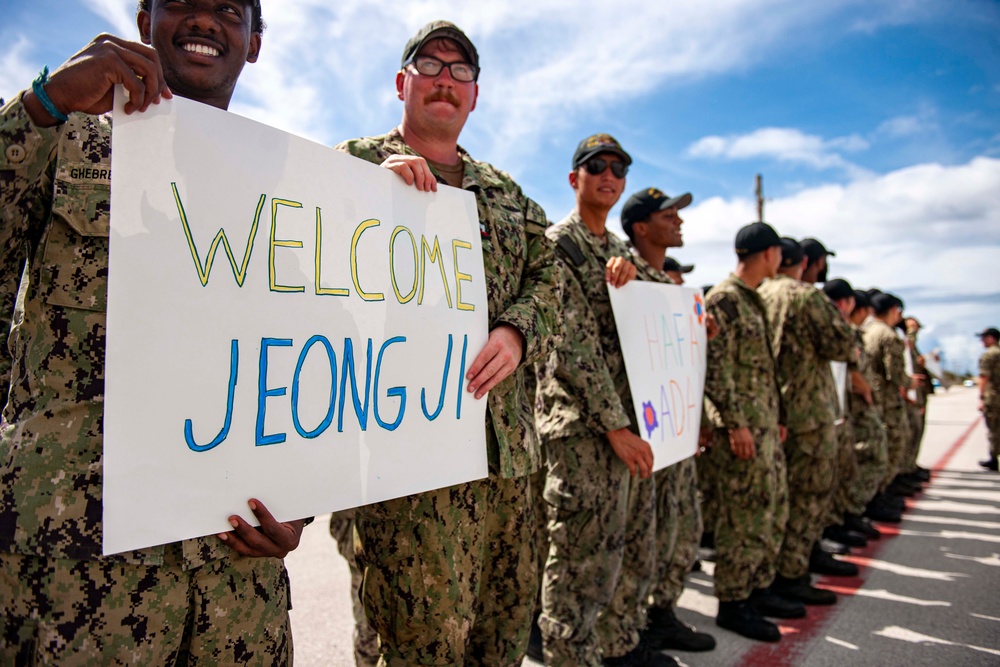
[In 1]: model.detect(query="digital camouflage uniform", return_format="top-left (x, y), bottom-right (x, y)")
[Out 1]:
top-left (904, 330), bottom-right (932, 473)
top-left (534, 212), bottom-right (666, 666)
top-left (337, 129), bottom-right (562, 667)
top-left (980, 343), bottom-right (1000, 459)
top-left (837, 326), bottom-right (888, 516)
top-left (863, 319), bottom-right (912, 489)
top-left (648, 456), bottom-right (701, 610)
top-left (758, 274), bottom-right (855, 579)
top-left (0, 94), bottom-right (292, 665)
top-left (329, 509), bottom-right (379, 667)
top-left (701, 274), bottom-right (788, 603)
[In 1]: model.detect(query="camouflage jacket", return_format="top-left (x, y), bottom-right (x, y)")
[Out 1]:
top-left (863, 318), bottom-right (909, 415)
top-left (906, 330), bottom-right (933, 404)
top-left (534, 212), bottom-right (671, 441)
top-left (980, 344), bottom-right (1000, 408)
top-left (704, 273), bottom-right (783, 431)
top-left (758, 274), bottom-right (856, 435)
top-left (336, 129), bottom-right (562, 477)
top-left (0, 93), bottom-right (227, 566)
top-left (847, 325), bottom-right (878, 419)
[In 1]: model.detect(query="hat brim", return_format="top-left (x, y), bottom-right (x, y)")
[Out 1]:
top-left (574, 146), bottom-right (633, 167)
top-left (656, 192), bottom-right (692, 212)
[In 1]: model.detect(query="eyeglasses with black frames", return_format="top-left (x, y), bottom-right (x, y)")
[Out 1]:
top-left (406, 55), bottom-right (479, 83)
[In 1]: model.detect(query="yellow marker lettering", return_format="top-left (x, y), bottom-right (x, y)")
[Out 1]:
top-left (452, 239), bottom-right (475, 312)
top-left (173, 183), bottom-right (264, 287)
top-left (314, 207), bottom-right (349, 297)
top-left (269, 199), bottom-right (305, 293)
top-left (418, 235), bottom-right (453, 308)
top-left (389, 226), bottom-right (419, 304)
top-left (351, 219), bottom-right (385, 302)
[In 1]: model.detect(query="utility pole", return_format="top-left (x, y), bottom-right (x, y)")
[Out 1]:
top-left (755, 173), bottom-right (764, 222)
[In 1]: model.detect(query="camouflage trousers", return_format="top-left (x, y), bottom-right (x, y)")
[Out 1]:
top-left (848, 403), bottom-right (889, 511)
top-left (355, 475), bottom-right (537, 667)
top-left (829, 420), bottom-right (862, 521)
top-left (987, 407), bottom-right (1000, 458)
top-left (880, 403), bottom-right (911, 490)
top-left (649, 457), bottom-right (702, 609)
top-left (530, 466), bottom-right (549, 612)
top-left (904, 402), bottom-right (926, 473)
top-left (777, 424), bottom-right (836, 580)
top-left (539, 434), bottom-right (656, 666)
top-left (696, 453), bottom-right (717, 542)
top-left (0, 549), bottom-right (291, 666)
top-left (703, 427), bottom-right (787, 602)
top-left (329, 509), bottom-right (379, 667)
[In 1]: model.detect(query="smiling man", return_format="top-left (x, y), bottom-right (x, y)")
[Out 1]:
top-left (334, 21), bottom-right (563, 667)
top-left (0, 2), bottom-right (303, 663)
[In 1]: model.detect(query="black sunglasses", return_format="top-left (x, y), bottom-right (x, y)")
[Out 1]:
top-left (584, 157), bottom-right (628, 179)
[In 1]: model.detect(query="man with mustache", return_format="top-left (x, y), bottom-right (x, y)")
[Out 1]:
top-left (334, 21), bottom-right (562, 666)
top-left (0, 1), bottom-right (302, 663)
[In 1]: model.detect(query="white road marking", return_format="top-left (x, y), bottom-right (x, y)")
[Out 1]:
top-left (874, 626), bottom-right (1000, 657)
top-left (825, 637), bottom-right (859, 650)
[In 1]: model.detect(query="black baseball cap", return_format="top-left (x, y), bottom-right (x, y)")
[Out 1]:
top-left (779, 237), bottom-right (804, 267)
top-left (401, 21), bottom-right (479, 70)
top-left (620, 188), bottom-right (692, 237)
top-left (801, 238), bottom-right (836, 262)
top-left (853, 289), bottom-right (871, 309)
top-left (572, 133), bottom-right (632, 169)
top-left (871, 292), bottom-right (903, 314)
top-left (822, 278), bottom-right (854, 301)
top-left (663, 256), bottom-right (694, 274)
top-left (735, 222), bottom-right (781, 256)
top-left (978, 327), bottom-right (1000, 339)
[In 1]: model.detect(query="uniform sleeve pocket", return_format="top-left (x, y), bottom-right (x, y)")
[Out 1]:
top-left (42, 180), bottom-right (110, 312)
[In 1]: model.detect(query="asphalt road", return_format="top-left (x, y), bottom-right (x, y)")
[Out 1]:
top-left (285, 384), bottom-right (1000, 666)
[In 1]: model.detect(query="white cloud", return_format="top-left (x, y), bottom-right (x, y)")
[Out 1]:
top-left (82, 0), bottom-right (138, 38)
top-left (677, 156), bottom-right (1000, 371)
top-left (0, 37), bottom-right (36, 104)
top-left (687, 127), bottom-right (871, 177)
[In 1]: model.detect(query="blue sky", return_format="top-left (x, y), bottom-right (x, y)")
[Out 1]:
top-left (3, 0), bottom-right (999, 373)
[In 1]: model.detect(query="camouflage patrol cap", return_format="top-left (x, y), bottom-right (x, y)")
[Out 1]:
top-left (572, 134), bottom-right (633, 169)
top-left (822, 278), bottom-right (854, 301)
top-left (401, 21), bottom-right (479, 69)
top-left (779, 237), bottom-right (804, 267)
top-left (735, 222), bottom-right (781, 256)
top-left (620, 188), bottom-right (692, 237)
top-left (663, 256), bottom-right (694, 274)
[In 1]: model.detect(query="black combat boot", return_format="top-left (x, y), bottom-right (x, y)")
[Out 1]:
top-left (716, 599), bottom-right (781, 642)
top-left (824, 524), bottom-right (868, 548)
top-left (771, 573), bottom-right (837, 605)
top-left (643, 604), bottom-right (716, 652)
top-left (748, 587), bottom-right (807, 619)
top-left (913, 466), bottom-right (932, 481)
top-left (980, 457), bottom-right (999, 472)
top-left (602, 639), bottom-right (679, 667)
top-left (844, 512), bottom-right (881, 539)
top-left (809, 545), bottom-right (859, 577)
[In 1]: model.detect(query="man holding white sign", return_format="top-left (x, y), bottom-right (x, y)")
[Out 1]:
top-left (335, 21), bottom-right (563, 667)
top-left (0, 1), bottom-right (301, 663)
top-left (622, 187), bottom-right (717, 654)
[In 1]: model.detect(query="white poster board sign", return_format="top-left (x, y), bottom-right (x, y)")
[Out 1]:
top-left (831, 361), bottom-right (848, 424)
top-left (609, 282), bottom-right (707, 471)
top-left (104, 90), bottom-right (489, 555)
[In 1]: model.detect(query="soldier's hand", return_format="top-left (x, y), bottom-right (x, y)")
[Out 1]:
top-left (850, 370), bottom-right (873, 405)
top-left (24, 34), bottom-right (172, 127)
top-left (381, 154), bottom-right (438, 192)
top-left (910, 373), bottom-right (926, 389)
top-left (607, 428), bottom-right (654, 478)
top-left (728, 427), bottom-right (756, 460)
top-left (605, 257), bottom-right (637, 288)
top-left (779, 425), bottom-right (788, 444)
top-left (219, 498), bottom-right (305, 558)
top-left (466, 324), bottom-right (524, 399)
top-left (705, 313), bottom-right (720, 341)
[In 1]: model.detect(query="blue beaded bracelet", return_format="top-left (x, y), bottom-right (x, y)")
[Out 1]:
top-left (31, 66), bottom-right (69, 123)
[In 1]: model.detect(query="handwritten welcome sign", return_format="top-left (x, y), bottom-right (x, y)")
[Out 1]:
top-left (609, 282), bottom-right (707, 470)
top-left (103, 91), bottom-right (489, 555)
